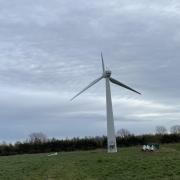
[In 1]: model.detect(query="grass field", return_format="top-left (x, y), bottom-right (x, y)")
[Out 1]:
top-left (0, 143), bottom-right (180, 180)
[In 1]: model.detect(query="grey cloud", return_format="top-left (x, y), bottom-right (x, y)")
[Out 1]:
top-left (0, 0), bottom-right (180, 141)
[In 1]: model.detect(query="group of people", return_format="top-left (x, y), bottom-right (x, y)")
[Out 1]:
top-left (142, 144), bottom-right (154, 152)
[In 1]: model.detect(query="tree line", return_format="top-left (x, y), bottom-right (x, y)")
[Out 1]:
top-left (0, 125), bottom-right (180, 156)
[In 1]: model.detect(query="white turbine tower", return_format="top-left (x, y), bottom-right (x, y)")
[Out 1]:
top-left (71, 53), bottom-right (141, 153)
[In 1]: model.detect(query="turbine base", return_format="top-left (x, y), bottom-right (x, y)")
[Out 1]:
top-left (107, 141), bottom-right (117, 153)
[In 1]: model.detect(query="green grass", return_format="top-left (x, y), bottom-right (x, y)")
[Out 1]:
top-left (0, 144), bottom-right (180, 180)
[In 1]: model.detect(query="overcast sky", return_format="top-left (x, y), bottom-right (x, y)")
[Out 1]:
top-left (0, 0), bottom-right (180, 142)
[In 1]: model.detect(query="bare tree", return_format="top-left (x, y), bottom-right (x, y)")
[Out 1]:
top-left (170, 125), bottom-right (180, 134)
top-left (155, 126), bottom-right (167, 135)
top-left (116, 128), bottom-right (131, 138)
top-left (29, 132), bottom-right (48, 143)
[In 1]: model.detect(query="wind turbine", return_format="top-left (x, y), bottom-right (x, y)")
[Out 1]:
top-left (71, 53), bottom-right (141, 153)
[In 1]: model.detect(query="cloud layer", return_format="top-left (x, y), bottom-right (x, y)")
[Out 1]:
top-left (0, 0), bottom-right (180, 142)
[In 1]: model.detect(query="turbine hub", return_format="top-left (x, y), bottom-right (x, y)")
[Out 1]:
top-left (104, 70), bottom-right (111, 78)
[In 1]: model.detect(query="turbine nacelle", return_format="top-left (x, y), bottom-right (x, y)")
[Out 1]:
top-left (103, 70), bottom-right (112, 78)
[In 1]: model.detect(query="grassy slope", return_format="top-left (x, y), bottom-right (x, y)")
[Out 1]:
top-left (0, 144), bottom-right (180, 180)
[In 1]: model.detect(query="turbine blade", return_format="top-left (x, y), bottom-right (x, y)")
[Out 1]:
top-left (70, 76), bottom-right (104, 101)
top-left (101, 52), bottom-right (105, 73)
top-left (110, 77), bottom-right (141, 95)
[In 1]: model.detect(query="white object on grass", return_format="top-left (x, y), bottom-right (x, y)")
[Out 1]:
top-left (142, 145), bottom-right (147, 151)
top-left (150, 145), bottom-right (154, 151)
top-left (48, 152), bottom-right (58, 156)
